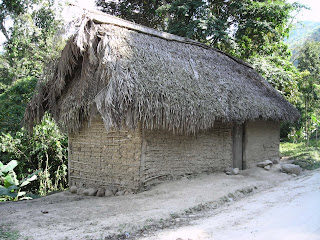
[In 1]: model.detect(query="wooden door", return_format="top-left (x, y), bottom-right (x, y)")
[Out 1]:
top-left (232, 123), bottom-right (244, 170)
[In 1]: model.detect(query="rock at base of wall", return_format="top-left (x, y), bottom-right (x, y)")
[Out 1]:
top-left (232, 168), bottom-right (239, 175)
top-left (115, 190), bottom-right (125, 196)
top-left (96, 188), bottom-right (105, 197)
top-left (77, 188), bottom-right (85, 195)
top-left (70, 186), bottom-right (77, 194)
top-left (105, 189), bottom-right (114, 197)
top-left (281, 164), bottom-right (301, 175)
top-left (124, 189), bottom-right (133, 195)
top-left (264, 165), bottom-right (271, 170)
top-left (225, 167), bottom-right (239, 175)
top-left (257, 160), bottom-right (273, 168)
top-left (83, 188), bottom-right (98, 196)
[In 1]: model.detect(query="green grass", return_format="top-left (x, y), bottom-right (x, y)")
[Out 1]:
top-left (0, 225), bottom-right (20, 240)
top-left (280, 141), bottom-right (320, 170)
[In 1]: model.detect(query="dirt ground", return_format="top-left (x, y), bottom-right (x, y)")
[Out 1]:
top-left (0, 164), bottom-right (306, 240)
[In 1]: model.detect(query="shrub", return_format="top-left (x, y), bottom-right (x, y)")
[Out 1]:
top-left (0, 114), bottom-right (68, 196)
top-left (0, 160), bottom-right (39, 201)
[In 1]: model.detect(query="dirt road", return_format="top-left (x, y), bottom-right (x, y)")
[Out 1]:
top-left (140, 168), bottom-right (320, 240)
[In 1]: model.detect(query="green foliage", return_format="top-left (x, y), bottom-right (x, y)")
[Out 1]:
top-left (98, 0), bottom-right (305, 59)
top-left (249, 55), bottom-right (300, 103)
top-left (0, 114), bottom-right (68, 196)
top-left (0, 224), bottom-right (20, 240)
top-left (96, 0), bottom-right (165, 29)
top-left (295, 42), bottom-right (320, 145)
top-left (0, 76), bottom-right (37, 133)
top-left (157, 0), bottom-right (212, 41)
top-left (280, 141), bottom-right (320, 170)
top-left (0, 0), bottom-right (38, 40)
top-left (2, 2), bottom-right (64, 82)
top-left (0, 0), bottom-right (67, 199)
top-left (0, 4), bottom-right (64, 143)
top-left (297, 41), bottom-right (320, 75)
top-left (0, 160), bottom-right (39, 201)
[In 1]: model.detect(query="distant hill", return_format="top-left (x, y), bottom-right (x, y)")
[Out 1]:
top-left (285, 21), bottom-right (320, 64)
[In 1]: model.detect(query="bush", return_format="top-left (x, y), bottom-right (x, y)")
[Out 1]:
top-left (0, 114), bottom-right (68, 196)
top-left (0, 160), bottom-right (39, 201)
top-left (280, 141), bottom-right (320, 170)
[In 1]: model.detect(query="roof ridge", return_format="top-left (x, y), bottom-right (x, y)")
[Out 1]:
top-left (70, 3), bottom-right (253, 69)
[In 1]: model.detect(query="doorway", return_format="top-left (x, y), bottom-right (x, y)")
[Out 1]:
top-left (232, 123), bottom-right (244, 170)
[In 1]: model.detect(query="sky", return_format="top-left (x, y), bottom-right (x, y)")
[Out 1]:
top-left (287, 0), bottom-right (320, 22)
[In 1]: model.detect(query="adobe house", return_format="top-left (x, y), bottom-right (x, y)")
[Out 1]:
top-left (24, 12), bottom-right (299, 192)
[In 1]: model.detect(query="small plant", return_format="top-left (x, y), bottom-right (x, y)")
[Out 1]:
top-left (0, 160), bottom-right (39, 201)
top-left (0, 224), bottom-right (20, 240)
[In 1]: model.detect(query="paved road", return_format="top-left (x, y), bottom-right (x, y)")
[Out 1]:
top-left (141, 169), bottom-right (320, 240)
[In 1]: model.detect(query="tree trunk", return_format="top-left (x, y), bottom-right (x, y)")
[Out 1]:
top-left (0, 20), bottom-right (9, 41)
top-left (305, 98), bottom-right (309, 147)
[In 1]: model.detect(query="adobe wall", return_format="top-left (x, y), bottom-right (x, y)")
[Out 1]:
top-left (142, 123), bottom-right (233, 188)
top-left (243, 120), bottom-right (280, 168)
top-left (68, 118), bottom-right (142, 192)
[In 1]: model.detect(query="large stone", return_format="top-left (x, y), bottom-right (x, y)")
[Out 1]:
top-left (232, 168), bottom-right (239, 175)
top-left (124, 189), bottom-right (133, 195)
top-left (281, 164), bottom-right (301, 175)
top-left (264, 165), bottom-right (271, 170)
top-left (111, 188), bottom-right (118, 195)
top-left (105, 189), bottom-right (114, 197)
top-left (77, 188), bottom-right (84, 195)
top-left (83, 188), bottom-right (97, 196)
top-left (96, 188), bottom-right (105, 197)
top-left (115, 190), bottom-right (125, 196)
top-left (271, 158), bottom-right (280, 164)
top-left (257, 160), bottom-right (273, 168)
top-left (70, 186), bottom-right (77, 194)
top-left (225, 167), bottom-right (239, 175)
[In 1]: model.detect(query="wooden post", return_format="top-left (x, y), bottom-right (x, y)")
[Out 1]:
top-left (67, 136), bottom-right (71, 186)
top-left (232, 123), bottom-right (244, 170)
top-left (139, 128), bottom-right (147, 191)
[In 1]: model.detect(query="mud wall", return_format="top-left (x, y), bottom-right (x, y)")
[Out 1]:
top-left (142, 123), bottom-right (233, 187)
top-left (244, 120), bottom-right (280, 168)
top-left (68, 118), bottom-right (142, 191)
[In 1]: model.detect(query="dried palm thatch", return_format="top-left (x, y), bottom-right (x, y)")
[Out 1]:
top-left (24, 11), bottom-right (300, 134)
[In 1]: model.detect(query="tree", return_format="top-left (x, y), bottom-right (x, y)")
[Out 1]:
top-left (3, 2), bottom-right (64, 83)
top-left (0, 77), bottom-right (37, 133)
top-left (95, 0), bottom-right (166, 29)
top-left (0, 1), bottom-right (68, 198)
top-left (0, 0), bottom-right (38, 40)
top-left (250, 55), bottom-right (300, 103)
top-left (97, 0), bottom-right (305, 60)
top-left (297, 42), bottom-right (320, 145)
top-left (0, 0), bottom-right (64, 133)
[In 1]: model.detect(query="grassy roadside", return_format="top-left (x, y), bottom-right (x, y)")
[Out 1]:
top-left (0, 225), bottom-right (20, 240)
top-left (280, 141), bottom-right (320, 170)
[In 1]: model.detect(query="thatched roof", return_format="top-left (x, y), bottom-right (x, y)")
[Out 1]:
top-left (24, 11), bottom-right (299, 134)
